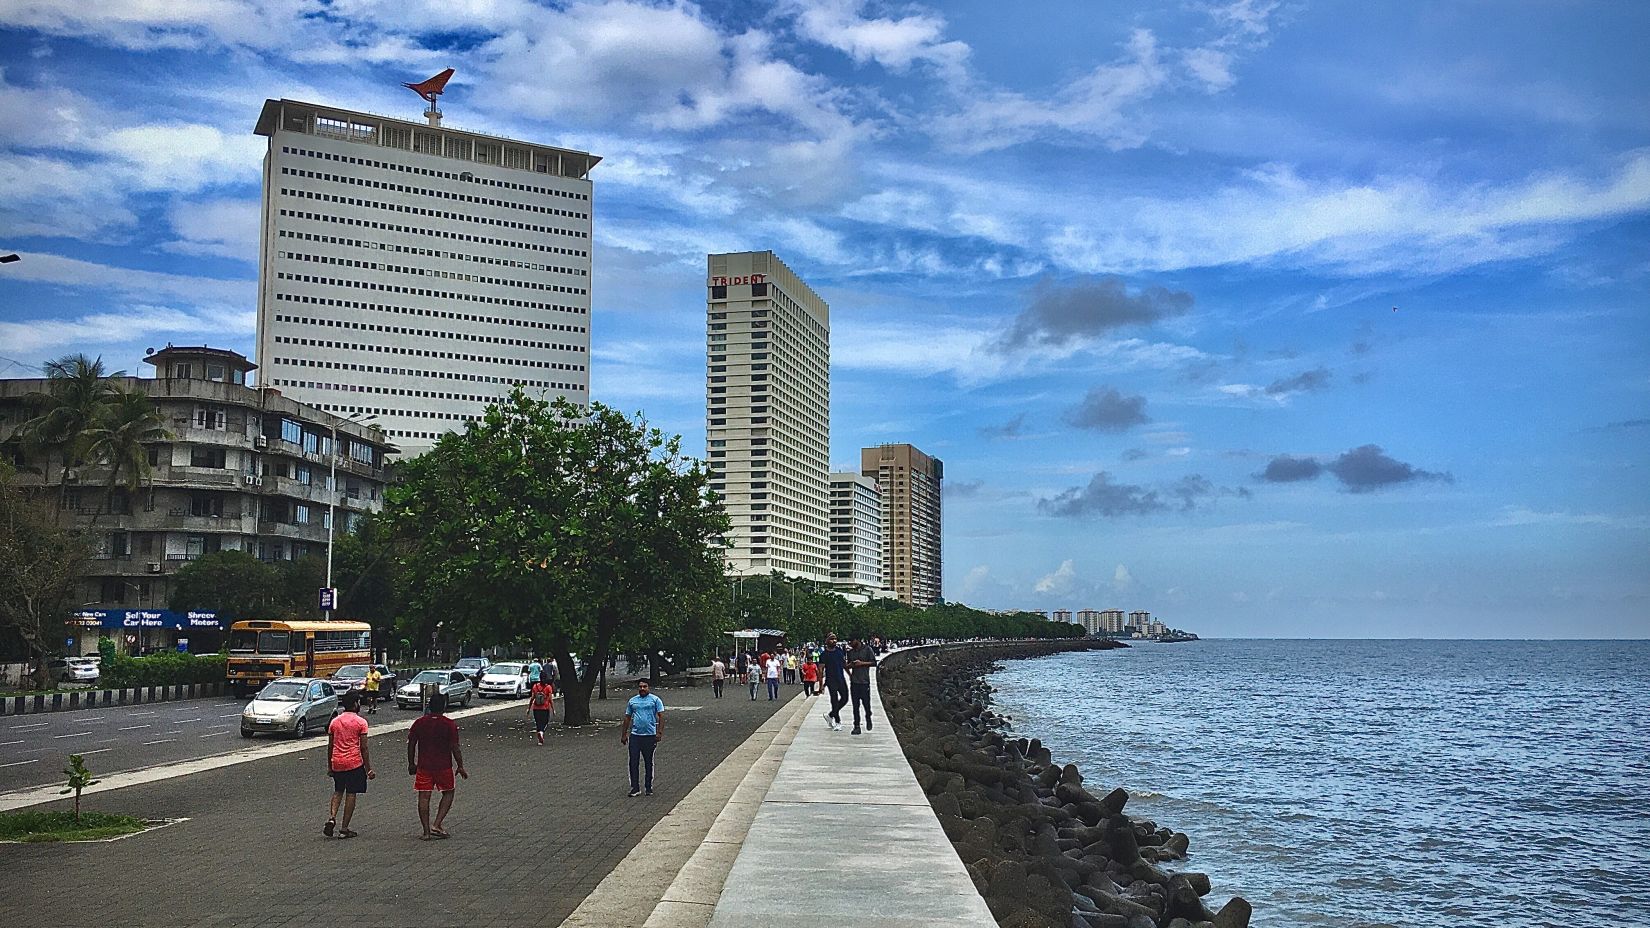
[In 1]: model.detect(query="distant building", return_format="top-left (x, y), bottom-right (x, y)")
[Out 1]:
top-left (861, 443), bottom-right (943, 607)
top-left (1077, 609), bottom-right (1102, 636)
top-left (1128, 610), bottom-right (1151, 634)
top-left (1052, 609), bottom-right (1073, 624)
top-left (252, 98), bottom-right (599, 454)
top-left (1101, 609), bottom-right (1126, 635)
top-left (0, 347), bottom-right (395, 655)
top-left (828, 471), bottom-right (885, 596)
top-left (708, 251), bottom-right (831, 581)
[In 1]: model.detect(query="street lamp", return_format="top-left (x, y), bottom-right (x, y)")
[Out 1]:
top-left (324, 411), bottom-right (376, 618)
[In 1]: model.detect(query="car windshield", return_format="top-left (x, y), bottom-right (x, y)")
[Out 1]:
top-left (410, 671), bottom-right (446, 685)
top-left (333, 665), bottom-right (369, 679)
top-left (456, 659), bottom-right (485, 668)
top-left (488, 664), bottom-right (522, 675)
top-left (257, 682), bottom-right (308, 701)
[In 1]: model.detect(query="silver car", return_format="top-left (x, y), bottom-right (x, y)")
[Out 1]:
top-left (395, 669), bottom-right (474, 710)
top-left (240, 677), bottom-right (339, 738)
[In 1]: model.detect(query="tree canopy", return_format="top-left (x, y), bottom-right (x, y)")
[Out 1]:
top-left (384, 390), bottom-right (728, 725)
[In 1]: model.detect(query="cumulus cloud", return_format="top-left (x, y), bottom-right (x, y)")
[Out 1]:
top-left (960, 564), bottom-right (990, 596)
top-left (978, 412), bottom-right (1028, 439)
top-left (944, 479), bottom-right (984, 498)
top-left (1264, 366), bottom-right (1332, 396)
top-left (163, 198), bottom-right (262, 260)
top-left (1034, 559), bottom-right (1079, 595)
top-left (1112, 564), bottom-right (1134, 590)
top-left (1064, 387), bottom-right (1150, 432)
top-left (1038, 471), bottom-right (1246, 518)
top-left (1255, 445), bottom-right (1452, 492)
top-left (998, 276), bottom-right (1194, 351)
top-left (783, 0), bottom-right (968, 74)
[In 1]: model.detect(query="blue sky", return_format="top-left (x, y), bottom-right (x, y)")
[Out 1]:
top-left (1, 1), bottom-right (1646, 638)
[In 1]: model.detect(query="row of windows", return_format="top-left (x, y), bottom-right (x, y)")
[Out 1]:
top-left (276, 376), bottom-right (583, 398)
top-left (270, 336), bottom-right (587, 372)
top-left (274, 358), bottom-right (583, 391)
top-left (278, 208), bottom-right (587, 260)
top-left (275, 292), bottom-right (585, 328)
top-left (273, 314), bottom-right (585, 360)
top-left (280, 188), bottom-right (590, 241)
top-left (278, 250), bottom-right (588, 296)
top-left (278, 229), bottom-right (586, 275)
top-left (276, 270), bottom-right (584, 316)
top-left (280, 166), bottom-right (590, 221)
top-left (283, 146), bottom-right (590, 202)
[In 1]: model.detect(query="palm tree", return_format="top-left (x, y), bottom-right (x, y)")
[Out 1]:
top-left (86, 387), bottom-right (171, 521)
top-left (17, 355), bottom-right (122, 522)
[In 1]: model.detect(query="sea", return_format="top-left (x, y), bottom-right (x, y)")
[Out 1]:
top-left (987, 639), bottom-right (1650, 928)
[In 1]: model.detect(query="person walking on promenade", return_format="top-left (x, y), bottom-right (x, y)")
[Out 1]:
top-left (710, 656), bottom-right (726, 698)
top-left (622, 679), bottom-right (665, 797)
top-left (364, 665), bottom-right (382, 714)
top-left (528, 656), bottom-right (542, 688)
top-left (325, 691), bottom-right (374, 838)
top-left (528, 675), bottom-right (555, 745)
top-left (746, 652), bottom-right (759, 700)
top-left (407, 693), bottom-right (467, 840)
top-left (847, 636), bottom-right (878, 735)
top-left (784, 650), bottom-right (798, 685)
top-left (801, 655), bottom-right (819, 696)
top-left (764, 652), bottom-right (782, 700)
top-left (820, 633), bottom-right (849, 730)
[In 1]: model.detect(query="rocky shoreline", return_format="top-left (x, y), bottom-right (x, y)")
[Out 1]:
top-left (879, 641), bottom-right (1251, 928)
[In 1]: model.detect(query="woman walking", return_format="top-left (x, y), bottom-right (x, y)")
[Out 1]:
top-left (528, 675), bottom-right (555, 745)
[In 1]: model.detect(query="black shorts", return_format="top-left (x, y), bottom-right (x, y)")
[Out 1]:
top-left (533, 708), bottom-right (551, 732)
top-left (331, 765), bottom-right (368, 794)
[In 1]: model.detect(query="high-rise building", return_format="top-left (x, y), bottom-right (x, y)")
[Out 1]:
top-left (707, 251), bottom-right (831, 581)
top-left (1052, 609), bottom-right (1074, 624)
top-left (253, 98), bottom-right (600, 455)
top-left (1128, 611), bottom-right (1152, 634)
top-left (860, 443), bottom-right (943, 607)
top-left (1101, 609), bottom-right (1126, 635)
top-left (828, 472), bottom-right (883, 592)
top-left (1077, 609), bottom-right (1102, 636)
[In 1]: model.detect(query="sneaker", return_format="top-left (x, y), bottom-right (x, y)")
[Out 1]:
top-left (628, 788), bottom-right (642, 797)
top-left (851, 727), bottom-right (863, 735)
top-left (645, 789), bottom-right (653, 796)
top-left (866, 720), bottom-right (873, 731)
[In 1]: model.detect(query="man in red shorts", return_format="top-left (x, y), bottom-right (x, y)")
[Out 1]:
top-left (407, 693), bottom-right (467, 839)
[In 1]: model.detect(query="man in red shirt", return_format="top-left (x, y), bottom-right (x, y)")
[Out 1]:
top-left (407, 693), bottom-right (467, 839)
top-left (325, 691), bottom-right (374, 838)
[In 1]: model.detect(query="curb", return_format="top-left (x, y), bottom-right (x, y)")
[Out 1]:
top-left (0, 682), bottom-right (230, 717)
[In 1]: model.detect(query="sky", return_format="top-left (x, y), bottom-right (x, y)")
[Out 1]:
top-left (1, 1), bottom-right (1646, 638)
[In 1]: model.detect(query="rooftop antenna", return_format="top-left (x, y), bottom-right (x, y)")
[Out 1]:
top-left (402, 68), bottom-right (455, 127)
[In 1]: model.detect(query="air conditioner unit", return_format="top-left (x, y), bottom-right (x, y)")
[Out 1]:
top-left (254, 436), bottom-right (268, 450)
top-left (147, 562), bottom-right (163, 574)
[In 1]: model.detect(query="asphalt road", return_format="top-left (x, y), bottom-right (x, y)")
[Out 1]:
top-left (0, 693), bottom-right (531, 794)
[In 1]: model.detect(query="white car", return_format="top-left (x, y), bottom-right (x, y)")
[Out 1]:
top-left (478, 662), bottom-right (530, 698)
top-left (48, 657), bottom-right (100, 684)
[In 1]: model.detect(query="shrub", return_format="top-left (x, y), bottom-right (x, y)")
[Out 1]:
top-left (102, 652), bottom-right (227, 688)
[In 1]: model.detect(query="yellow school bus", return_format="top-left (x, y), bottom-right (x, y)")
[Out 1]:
top-left (226, 620), bottom-right (372, 696)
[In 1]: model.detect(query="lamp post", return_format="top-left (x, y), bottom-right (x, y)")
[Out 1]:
top-left (324, 412), bottom-right (375, 618)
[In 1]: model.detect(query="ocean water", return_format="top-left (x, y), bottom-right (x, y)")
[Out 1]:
top-left (987, 639), bottom-right (1650, 928)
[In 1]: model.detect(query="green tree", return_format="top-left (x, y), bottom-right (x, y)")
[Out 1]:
top-left (271, 556), bottom-right (328, 619)
top-left (332, 512), bottom-right (408, 661)
top-left (386, 390), bottom-right (728, 725)
top-left (0, 463), bottom-right (92, 689)
top-left (168, 550), bottom-right (278, 621)
top-left (16, 354), bottom-right (122, 521)
top-left (84, 387), bottom-right (169, 518)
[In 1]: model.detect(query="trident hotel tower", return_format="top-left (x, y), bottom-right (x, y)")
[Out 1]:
top-left (253, 98), bottom-right (600, 453)
top-left (707, 251), bottom-right (831, 581)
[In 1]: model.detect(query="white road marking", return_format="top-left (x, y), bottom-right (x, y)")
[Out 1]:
top-left (0, 760), bottom-right (38, 769)
top-left (127, 711), bottom-right (157, 717)
top-left (78, 749), bottom-right (112, 756)
top-left (118, 725), bottom-right (151, 731)
top-left (141, 739), bottom-right (176, 746)
top-left (79, 716), bottom-right (107, 723)
top-left (173, 718), bottom-right (202, 724)
top-left (219, 712), bottom-right (241, 718)
top-left (7, 723), bottom-right (48, 731)
top-left (0, 740), bottom-right (22, 747)
top-left (53, 731), bottom-right (93, 739)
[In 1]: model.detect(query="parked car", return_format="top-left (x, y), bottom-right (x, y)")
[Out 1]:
top-left (46, 657), bottom-right (100, 684)
top-left (453, 656), bottom-right (491, 684)
top-left (329, 663), bottom-right (397, 696)
top-left (240, 677), bottom-right (338, 738)
top-left (396, 669), bottom-right (474, 710)
top-left (478, 662), bottom-right (530, 698)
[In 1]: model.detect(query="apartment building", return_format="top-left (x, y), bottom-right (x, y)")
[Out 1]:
top-left (1076, 608), bottom-right (1103, 636)
top-left (253, 98), bottom-right (600, 454)
top-left (860, 443), bottom-right (943, 607)
top-left (0, 346), bottom-right (394, 653)
top-left (1052, 609), bottom-right (1073, 625)
top-left (829, 471), bottom-right (884, 594)
top-left (1101, 609), bottom-right (1126, 635)
top-left (707, 252), bottom-right (831, 581)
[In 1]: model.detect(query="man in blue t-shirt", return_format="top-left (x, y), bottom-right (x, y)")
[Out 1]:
top-left (819, 632), bottom-right (850, 731)
top-left (621, 679), bottom-right (665, 797)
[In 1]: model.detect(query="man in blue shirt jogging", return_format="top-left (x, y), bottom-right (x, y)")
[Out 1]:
top-left (622, 679), bottom-right (665, 797)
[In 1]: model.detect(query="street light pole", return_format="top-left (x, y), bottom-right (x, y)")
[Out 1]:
top-left (324, 412), bottom-right (374, 619)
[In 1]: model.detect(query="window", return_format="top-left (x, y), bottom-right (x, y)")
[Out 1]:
top-left (710, 285), bottom-right (728, 299)
top-left (171, 363), bottom-right (192, 379)
top-left (750, 282), bottom-right (768, 296)
top-left (189, 447), bottom-right (227, 469)
top-left (281, 419), bottom-right (302, 444)
top-left (190, 493), bottom-right (224, 517)
top-left (295, 504), bottom-right (312, 525)
top-left (194, 407), bottom-right (226, 430)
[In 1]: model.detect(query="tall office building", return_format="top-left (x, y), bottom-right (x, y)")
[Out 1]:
top-left (829, 472), bottom-right (884, 592)
top-left (707, 251), bottom-right (831, 580)
top-left (253, 98), bottom-right (600, 454)
top-left (860, 443), bottom-right (943, 607)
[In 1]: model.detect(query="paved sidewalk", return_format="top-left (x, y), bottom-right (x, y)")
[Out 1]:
top-left (0, 680), bottom-right (796, 928)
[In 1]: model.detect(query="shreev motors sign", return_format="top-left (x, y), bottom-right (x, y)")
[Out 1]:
top-left (72, 609), bottom-right (222, 630)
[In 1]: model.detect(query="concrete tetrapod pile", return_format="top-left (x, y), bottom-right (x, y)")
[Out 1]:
top-left (879, 642), bottom-right (1253, 928)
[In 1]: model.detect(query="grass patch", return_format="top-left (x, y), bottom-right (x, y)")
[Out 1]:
top-left (0, 810), bottom-right (148, 843)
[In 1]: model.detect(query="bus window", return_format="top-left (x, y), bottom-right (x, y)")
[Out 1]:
top-left (229, 630), bottom-right (258, 652)
top-left (259, 631), bottom-right (291, 654)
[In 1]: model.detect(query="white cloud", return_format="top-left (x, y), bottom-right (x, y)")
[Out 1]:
top-left (960, 564), bottom-right (990, 596)
top-left (783, 0), bottom-right (968, 74)
top-left (163, 198), bottom-right (262, 260)
top-left (0, 304), bottom-right (254, 362)
top-left (3, 252), bottom-right (253, 303)
top-left (1112, 564), bottom-right (1134, 590)
top-left (1034, 558), bottom-right (1078, 595)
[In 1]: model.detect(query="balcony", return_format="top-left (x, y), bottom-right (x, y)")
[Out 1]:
top-left (257, 520), bottom-right (330, 542)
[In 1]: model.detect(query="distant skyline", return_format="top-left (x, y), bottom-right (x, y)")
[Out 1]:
top-left (1, 2), bottom-right (1645, 638)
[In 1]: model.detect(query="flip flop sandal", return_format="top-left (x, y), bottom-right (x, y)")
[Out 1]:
top-left (324, 819), bottom-right (335, 837)
top-left (418, 834), bottom-right (433, 841)
top-left (429, 829), bottom-right (450, 839)
top-left (338, 830), bottom-right (357, 839)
